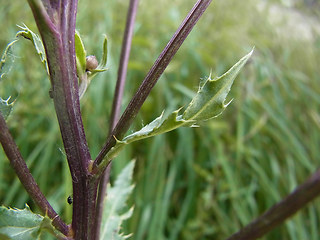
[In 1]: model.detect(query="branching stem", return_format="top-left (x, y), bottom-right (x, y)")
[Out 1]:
top-left (0, 113), bottom-right (69, 235)
top-left (93, 0), bottom-right (213, 171)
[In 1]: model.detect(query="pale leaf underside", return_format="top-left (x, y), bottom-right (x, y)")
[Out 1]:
top-left (100, 161), bottom-right (135, 240)
top-left (0, 97), bottom-right (14, 120)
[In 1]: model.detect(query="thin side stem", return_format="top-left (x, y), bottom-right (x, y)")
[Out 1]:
top-left (94, 0), bottom-right (212, 169)
top-left (110, 0), bottom-right (139, 127)
top-left (226, 169), bottom-right (320, 240)
top-left (93, 0), bottom-right (139, 239)
top-left (0, 113), bottom-right (69, 236)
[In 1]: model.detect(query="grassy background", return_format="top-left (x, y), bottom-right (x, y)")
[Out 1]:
top-left (1, 0), bottom-right (320, 239)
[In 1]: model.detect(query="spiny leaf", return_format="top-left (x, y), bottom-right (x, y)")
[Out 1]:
top-left (182, 48), bottom-right (253, 121)
top-left (100, 160), bottom-right (135, 240)
top-left (122, 109), bottom-right (194, 142)
top-left (99, 49), bottom-right (253, 168)
top-left (0, 39), bottom-right (18, 81)
top-left (0, 205), bottom-right (61, 240)
top-left (0, 97), bottom-right (14, 120)
top-left (16, 24), bottom-right (48, 74)
top-left (99, 110), bottom-right (195, 168)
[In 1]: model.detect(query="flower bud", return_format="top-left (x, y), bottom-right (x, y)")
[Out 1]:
top-left (85, 55), bottom-right (98, 71)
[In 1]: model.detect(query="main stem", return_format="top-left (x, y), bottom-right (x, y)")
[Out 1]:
top-left (27, 1), bottom-right (98, 239)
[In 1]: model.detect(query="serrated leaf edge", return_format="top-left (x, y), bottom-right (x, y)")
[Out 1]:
top-left (98, 49), bottom-right (253, 173)
top-left (0, 39), bottom-right (18, 80)
top-left (182, 48), bottom-right (253, 121)
top-left (0, 205), bottom-right (63, 240)
top-left (0, 97), bottom-right (15, 119)
top-left (16, 24), bottom-right (48, 74)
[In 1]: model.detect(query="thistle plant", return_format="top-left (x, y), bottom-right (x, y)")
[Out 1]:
top-left (1, 1), bottom-right (319, 240)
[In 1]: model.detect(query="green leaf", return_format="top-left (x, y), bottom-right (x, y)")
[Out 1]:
top-left (100, 160), bottom-right (135, 240)
top-left (0, 205), bottom-right (61, 240)
top-left (16, 24), bottom-right (48, 74)
top-left (101, 35), bottom-right (108, 68)
top-left (182, 48), bottom-right (253, 121)
top-left (98, 35), bottom-right (108, 70)
top-left (75, 30), bottom-right (87, 77)
top-left (75, 31), bottom-right (89, 99)
top-left (97, 50), bottom-right (253, 173)
top-left (88, 35), bottom-right (108, 76)
top-left (98, 110), bottom-right (194, 169)
top-left (0, 97), bottom-right (14, 120)
top-left (0, 39), bottom-right (18, 81)
top-left (123, 109), bottom-right (194, 143)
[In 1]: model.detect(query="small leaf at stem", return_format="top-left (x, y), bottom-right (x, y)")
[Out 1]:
top-left (75, 31), bottom-right (89, 99)
top-left (75, 30), bottom-right (87, 77)
top-left (76, 32), bottom-right (108, 99)
top-left (16, 24), bottom-right (48, 74)
top-left (0, 205), bottom-right (63, 240)
top-left (100, 160), bottom-right (135, 240)
top-left (0, 97), bottom-right (14, 120)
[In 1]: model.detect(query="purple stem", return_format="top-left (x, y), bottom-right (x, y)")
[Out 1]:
top-left (27, 1), bottom-right (96, 239)
top-left (226, 169), bottom-right (320, 240)
top-left (110, 0), bottom-right (139, 127)
top-left (93, 0), bottom-right (139, 239)
top-left (93, 0), bottom-right (212, 170)
top-left (0, 113), bottom-right (69, 236)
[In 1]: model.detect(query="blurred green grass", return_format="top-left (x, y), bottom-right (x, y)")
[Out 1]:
top-left (1, 0), bottom-right (320, 239)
